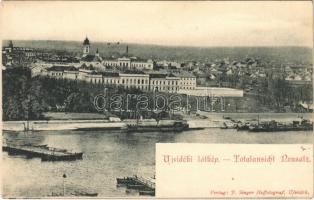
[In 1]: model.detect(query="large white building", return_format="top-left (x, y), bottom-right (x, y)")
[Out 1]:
top-left (44, 66), bottom-right (151, 90)
top-left (149, 74), bottom-right (180, 93)
top-left (119, 73), bottom-right (150, 90)
top-left (173, 72), bottom-right (197, 90)
top-left (42, 64), bottom-right (196, 93)
top-left (40, 64), bottom-right (243, 97)
top-left (46, 65), bottom-right (78, 80)
top-left (103, 57), bottom-right (154, 70)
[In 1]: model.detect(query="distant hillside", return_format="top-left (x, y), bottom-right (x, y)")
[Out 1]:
top-left (3, 40), bottom-right (313, 64)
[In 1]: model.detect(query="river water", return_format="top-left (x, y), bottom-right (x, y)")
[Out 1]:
top-left (2, 113), bottom-right (313, 198)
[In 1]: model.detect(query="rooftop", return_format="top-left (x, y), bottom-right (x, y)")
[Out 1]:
top-left (149, 74), bottom-right (167, 79)
top-left (123, 70), bottom-right (145, 74)
top-left (81, 54), bottom-right (102, 62)
top-left (101, 72), bottom-right (120, 77)
top-left (80, 63), bottom-right (95, 70)
top-left (47, 65), bottom-right (77, 72)
top-left (173, 71), bottom-right (196, 78)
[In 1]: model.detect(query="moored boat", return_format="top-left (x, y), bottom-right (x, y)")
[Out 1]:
top-left (126, 120), bottom-right (189, 132)
top-left (71, 191), bottom-right (98, 197)
top-left (117, 175), bottom-right (155, 196)
top-left (3, 144), bottom-right (83, 161)
top-left (221, 121), bottom-right (237, 129)
top-left (236, 122), bottom-right (251, 131)
top-left (139, 190), bottom-right (155, 196)
top-left (249, 119), bottom-right (313, 132)
top-left (116, 177), bottom-right (135, 185)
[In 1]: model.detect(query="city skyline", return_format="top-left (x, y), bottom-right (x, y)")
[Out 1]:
top-left (0, 1), bottom-right (313, 47)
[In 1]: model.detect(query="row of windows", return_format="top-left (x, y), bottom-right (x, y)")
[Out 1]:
top-left (53, 74), bottom-right (150, 85)
top-left (120, 62), bottom-right (129, 67)
top-left (87, 78), bottom-right (150, 85)
top-left (182, 78), bottom-right (196, 80)
top-left (122, 85), bottom-right (180, 91)
top-left (88, 78), bottom-right (190, 89)
top-left (151, 80), bottom-right (179, 85)
top-left (131, 63), bottom-right (150, 68)
top-left (182, 86), bottom-right (195, 90)
top-left (48, 75), bottom-right (191, 91)
top-left (90, 79), bottom-right (102, 84)
top-left (104, 62), bottom-right (153, 69)
top-left (86, 78), bottom-right (182, 90)
top-left (124, 85), bottom-right (149, 90)
top-left (50, 73), bottom-right (195, 87)
top-left (121, 79), bottom-right (149, 84)
top-left (105, 62), bottom-right (119, 67)
top-left (182, 82), bottom-right (195, 85)
top-left (51, 72), bottom-right (63, 76)
top-left (128, 85), bottom-right (181, 92)
top-left (150, 86), bottom-right (180, 91)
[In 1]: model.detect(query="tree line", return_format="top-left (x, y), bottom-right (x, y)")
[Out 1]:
top-left (2, 67), bottom-right (312, 121)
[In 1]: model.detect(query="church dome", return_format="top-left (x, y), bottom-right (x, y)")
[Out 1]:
top-left (83, 37), bottom-right (90, 45)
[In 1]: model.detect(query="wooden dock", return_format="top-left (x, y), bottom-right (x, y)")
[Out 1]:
top-left (117, 175), bottom-right (155, 196)
top-left (3, 144), bottom-right (83, 161)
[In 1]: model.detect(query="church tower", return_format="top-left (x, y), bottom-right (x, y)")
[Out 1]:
top-left (83, 37), bottom-right (90, 57)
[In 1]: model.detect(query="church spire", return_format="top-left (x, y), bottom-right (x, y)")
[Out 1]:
top-left (83, 36), bottom-right (90, 45)
top-left (82, 37), bottom-right (90, 57)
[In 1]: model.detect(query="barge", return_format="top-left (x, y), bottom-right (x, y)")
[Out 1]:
top-left (117, 175), bottom-right (155, 196)
top-left (249, 119), bottom-right (313, 132)
top-left (126, 120), bottom-right (189, 133)
top-left (71, 191), bottom-right (98, 197)
top-left (3, 144), bottom-right (83, 161)
top-left (221, 121), bottom-right (237, 129)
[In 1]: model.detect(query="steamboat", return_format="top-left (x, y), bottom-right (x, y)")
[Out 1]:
top-left (126, 119), bottom-right (189, 132)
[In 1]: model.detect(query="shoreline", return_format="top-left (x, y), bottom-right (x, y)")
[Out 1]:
top-left (0, 119), bottom-right (234, 132)
top-left (2, 112), bottom-right (312, 132)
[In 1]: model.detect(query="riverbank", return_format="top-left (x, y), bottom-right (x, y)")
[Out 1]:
top-left (2, 120), bottom-right (127, 131)
top-left (3, 112), bottom-right (312, 132)
top-left (195, 111), bottom-right (313, 123)
top-left (2, 119), bottom-right (193, 132)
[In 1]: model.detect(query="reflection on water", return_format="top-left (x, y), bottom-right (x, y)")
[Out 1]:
top-left (2, 126), bottom-right (313, 197)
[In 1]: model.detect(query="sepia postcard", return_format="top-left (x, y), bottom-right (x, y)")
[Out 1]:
top-left (0, 1), bottom-right (313, 199)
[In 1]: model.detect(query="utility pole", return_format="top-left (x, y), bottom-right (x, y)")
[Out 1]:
top-left (63, 174), bottom-right (67, 196)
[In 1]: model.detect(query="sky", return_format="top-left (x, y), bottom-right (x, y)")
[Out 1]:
top-left (0, 1), bottom-right (313, 47)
